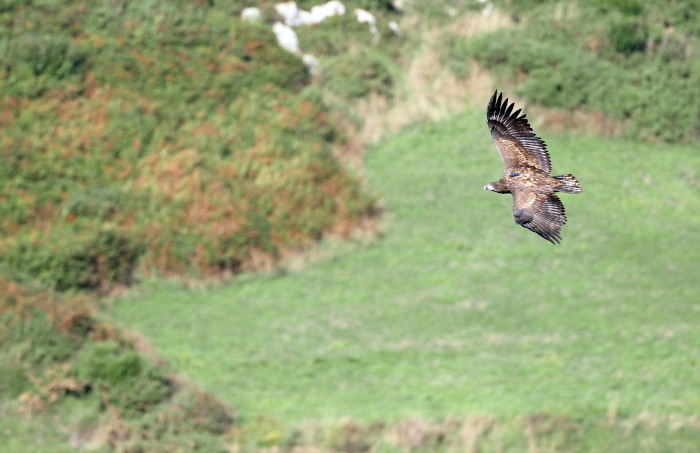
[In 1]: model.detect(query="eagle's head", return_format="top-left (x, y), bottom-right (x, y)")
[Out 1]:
top-left (483, 179), bottom-right (509, 193)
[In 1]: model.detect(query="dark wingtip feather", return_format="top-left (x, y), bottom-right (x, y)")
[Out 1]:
top-left (487, 90), bottom-right (498, 120)
top-left (486, 89), bottom-right (552, 174)
top-left (487, 89), bottom-right (522, 125)
top-left (488, 90), bottom-right (504, 114)
top-left (539, 230), bottom-right (561, 245)
top-left (505, 102), bottom-right (514, 118)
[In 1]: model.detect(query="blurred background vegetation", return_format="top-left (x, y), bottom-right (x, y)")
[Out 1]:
top-left (1, 0), bottom-right (698, 451)
top-left (466, 0), bottom-right (700, 142)
top-left (0, 0), bottom-right (379, 293)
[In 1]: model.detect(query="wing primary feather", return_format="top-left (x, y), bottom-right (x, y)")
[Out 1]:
top-left (486, 90), bottom-right (551, 174)
top-left (504, 101), bottom-right (514, 118)
top-left (510, 192), bottom-right (567, 244)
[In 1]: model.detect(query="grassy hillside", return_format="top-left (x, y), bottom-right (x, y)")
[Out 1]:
top-left (3, 0), bottom-right (700, 451)
top-left (0, 276), bottom-right (238, 452)
top-left (0, 1), bottom-right (387, 451)
top-left (0, 1), bottom-right (377, 292)
top-left (110, 107), bottom-right (700, 450)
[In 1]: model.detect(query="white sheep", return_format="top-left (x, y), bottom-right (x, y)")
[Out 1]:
top-left (298, 10), bottom-right (315, 26)
top-left (272, 22), bottom-right (300, 54)
top-left (240, 7), bottom-right (261, 22)
top-left (354, 8), bottom-right (378, 40)
top-left (302, 54), bottom-right (321, 76)
top-left (310, 1), bottom-right (346, 24)
top-left (389, 20), bottom-right (401, 37)
top-left (275, 1), bottom-right (301, 26)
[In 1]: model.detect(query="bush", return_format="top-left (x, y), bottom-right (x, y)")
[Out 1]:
top-left (74, 341), bottom-right (172, 417)
top-left (3, 34), bottom-right (88, 77)
top-left (609, 18), bottom-right (647, 54)
top-left (324, 51), bottom-right (394, 99)
top-left (228, 21), bottom-right (310, 93)
top-left (1, 225), bottom-right (143, 292)
top-left (111, 370), bottom-right (173, 418)
top-left (0, 1), bottom-right (377, 289)
top-left (63, 187), bottom-right (122, 221)
top-left (589, 0), bottom-right (643, 16)
top-left (462, 9), bottom-right (700, 142)
top-left (0, 33), bottom-right (89, 97)
top-left (1, 310), bottom-right (81, 365)
top-left (0, 0), bottom-right (32, 13)
top-left (297, 15), bottom-right (375, 56)
top-left (0, 363), bottom-right (30, 398)
top-left (139, 391), bottom-right (235, 437)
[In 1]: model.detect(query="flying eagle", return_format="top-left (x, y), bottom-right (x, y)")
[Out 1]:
top-left (484, 90), bottom-right (582, 244)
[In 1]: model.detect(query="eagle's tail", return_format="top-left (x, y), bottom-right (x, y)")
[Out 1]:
top-left (552, 174), bottom-right (582, 194)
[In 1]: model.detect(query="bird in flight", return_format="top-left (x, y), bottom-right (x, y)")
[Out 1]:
top-left (484, 90), bottom-right (582, 244)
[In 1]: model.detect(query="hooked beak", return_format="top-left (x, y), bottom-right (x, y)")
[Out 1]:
top-left (483, 184), bottom-right (494, 191)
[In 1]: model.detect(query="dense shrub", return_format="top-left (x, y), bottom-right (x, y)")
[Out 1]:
top-left (297, 15), bottom-right (375, 56)
top-left (1, 310), bottom-right (81, 365)
top-left (324, 51), bottom-right (394, 99)
top-left (0, 279), bottom-right (231, 449)
top-left (0, 33), bottom-right (89, 97)
top-left (0, 276), bottom-right (94, 330)
top-left (0, 1), bottom-right (377, 290)
top-left (0, 363), bottom-right (28, 398)
top-left (74, 341), bottom-right (172, 417)
top-left (608, 18), bottom-right (647, 54)
top-left (2, 33), bottom-right (88, 77)
top-left (1, 225), bottom-right (143, 291)
top-left (138, 390), bottom-right (235, 438)
top-left (462, 1), bottom-right (700, 142)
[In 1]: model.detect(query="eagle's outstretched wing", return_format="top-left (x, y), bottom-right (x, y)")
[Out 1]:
top-left (511, 190), bottom-right (567, 244)
top-left (486, 90), bottom-right (551, 175)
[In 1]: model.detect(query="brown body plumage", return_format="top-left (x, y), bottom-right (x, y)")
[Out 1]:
top-left (484, 90), bottom-right (582, 244)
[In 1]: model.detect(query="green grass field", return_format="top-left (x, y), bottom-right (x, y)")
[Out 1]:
top-left (110, 107), bottom-right (700, 448)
